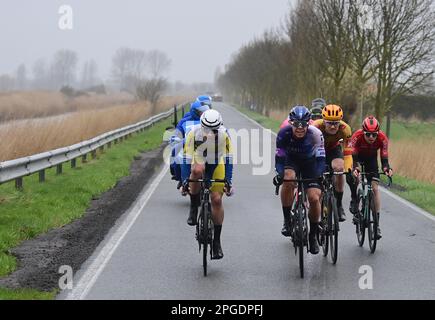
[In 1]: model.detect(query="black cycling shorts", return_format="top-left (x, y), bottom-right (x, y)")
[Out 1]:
top-left (284, 156), bottom-right (322, 190)
top-left (326, 145), bottom-right (343, 168)
top-left (357, 156), bottom-right (380, 182)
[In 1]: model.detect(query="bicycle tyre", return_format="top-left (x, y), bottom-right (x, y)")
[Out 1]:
top-left (356, 189), bottom-right (366, 247)
top-left (320, 196), bottom-right (329, 257)
top-left (329, 193), bottom-right (339, 264)
top-left (201, 201), bottom-right (208, 277)
top-left (368, 192), bottom-right (378, 253)
top-left (297, 206), bottom-right (305, 279)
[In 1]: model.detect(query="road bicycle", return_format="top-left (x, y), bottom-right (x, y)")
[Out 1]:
top-left (353, 166), bottom-right (392, 253)
top-left (275, 174), bottom-right (322, 278)
top-left (318, 168), bottom-right (346, 264)
top-left (188, 178), bottom-right (229, 277)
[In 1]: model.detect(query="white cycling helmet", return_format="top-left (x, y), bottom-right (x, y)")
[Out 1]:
top-left (200, 109), bottom-right (223, 130)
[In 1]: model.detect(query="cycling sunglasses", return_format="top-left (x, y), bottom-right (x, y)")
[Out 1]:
top-left (325, 121), bottom-right (340, 127)
top-left (364, 131), bottom-right (379, 138)
top-left (292, 120), bottom-right (309, 128)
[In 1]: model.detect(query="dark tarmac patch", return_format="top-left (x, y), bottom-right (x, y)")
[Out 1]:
top-left (0, 145), bottom-right (166, 292)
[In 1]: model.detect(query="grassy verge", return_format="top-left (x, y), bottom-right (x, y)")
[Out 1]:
top-left (0, 116), bottom-right (174, 299)
top-left (234, 104), bottom-right (435, 216)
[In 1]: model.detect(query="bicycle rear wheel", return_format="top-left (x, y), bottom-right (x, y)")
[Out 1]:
top-left (368, 193), bottom-right (378, 253)
top-left (356, 190), bottom-right (366, 247)
top-left (329, 195), bottom-right (339, 264)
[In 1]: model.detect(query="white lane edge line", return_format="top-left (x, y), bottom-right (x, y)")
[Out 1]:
top-left (380, 187), bottom-right (435, 223)
top-left (230, 104), bottom-right (435, 223)
top-left (64, 165), bottom-right (169, 300)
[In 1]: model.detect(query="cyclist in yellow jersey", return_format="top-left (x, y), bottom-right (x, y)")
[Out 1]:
top-left (181, 110), bottom-right (233, 260)
top-left (313, 104), bottom-right (353, 222)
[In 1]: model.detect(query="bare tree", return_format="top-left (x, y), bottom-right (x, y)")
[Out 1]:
top-left (147, 50), bottom-right (171, 78)
top-left (16, 64), bottom-right (27, 90)
top-left (32, 58), bottom-right (48, 89)
top-left (81, 59), bottom-right (99, 89)
top-left (372, 0), bottom-right (435, 118)
top-left (0, 74), bottom-right (15, 92)
top-left (136, 77), bottom-right (168, 113)
top-left (51, 49), bottom-right (78, 88)
top-left (111, 47), bottom-right (148, 91)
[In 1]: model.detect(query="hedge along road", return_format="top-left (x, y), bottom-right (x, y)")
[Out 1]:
top-left (59, 102), bottom-right (435, 300)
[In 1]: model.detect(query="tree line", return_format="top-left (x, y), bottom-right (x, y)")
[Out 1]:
top-left (217, 0), bottom-right (435, 122)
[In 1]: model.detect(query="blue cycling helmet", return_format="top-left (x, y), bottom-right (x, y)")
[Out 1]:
top-left (196, 95), bottom-right (213, 107)
top-left (289, 105), bottom-right (311, 122)
top-left (190, 101), bottom-right (210, 120)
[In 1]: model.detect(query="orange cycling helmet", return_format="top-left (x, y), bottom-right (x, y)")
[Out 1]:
top-left (322, 104), bottom-right (344, 121)
top-left (362, 116), bottom-right (380, 132)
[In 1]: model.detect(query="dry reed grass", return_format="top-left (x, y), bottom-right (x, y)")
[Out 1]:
top-left (389, 139), bottom-right (435, 185)
top-left (0, 91), bottom-right (135, 122)
top-left (0, 96), bottom-right (189, 161)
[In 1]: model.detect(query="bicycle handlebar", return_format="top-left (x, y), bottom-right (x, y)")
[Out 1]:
top-left (274, 177), bottom-right (322, 195)
top-left (356, 172), bottom-right (393, 187)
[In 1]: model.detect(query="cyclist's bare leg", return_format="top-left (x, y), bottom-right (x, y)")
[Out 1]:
top-left (371, 180), bottom-right (381, 214)
top-left (307, 188), bottom-right (322, 223)
top-left (332, 158), bottom-right (346, 221)
top-left (211, 192), bottom-right (224, 225)
top-left (307, 187), bottom-right (322, 254)
top-left (281, 169), bottom-right (297, 206)
top-left (331, 158), bottom-right (345, 193)
top-left (211, 191), bottom-right (224, 259)
top-left (280, 169), bottom-right (297, 236)
top-left (186, 163), bottom-right (205, 226)
top-left (190, 163), bottom-right (205, 195)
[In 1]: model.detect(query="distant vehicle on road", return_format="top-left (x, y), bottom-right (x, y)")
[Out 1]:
top-left (212, 93), bottom-right (223, 102)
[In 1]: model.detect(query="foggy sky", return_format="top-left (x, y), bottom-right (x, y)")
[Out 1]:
top-left (0, 0), bottom-right (294, 83)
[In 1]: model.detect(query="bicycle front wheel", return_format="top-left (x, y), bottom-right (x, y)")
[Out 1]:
top-left (297, 207), bottom-right (305, 279)
top-left (200, 202), bottom-right (209, 277)
top-left (329, 194), bottom-right (339, 264)
top-left (319, 197), bottom-right (329, 257)
top-left (356, 190), bottom-right (366, 247)
top-left (368, 192), bottom-right (378, 253)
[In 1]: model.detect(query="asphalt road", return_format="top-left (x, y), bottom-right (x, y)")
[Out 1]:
top-left (60, 103), bottom-right (435, 300)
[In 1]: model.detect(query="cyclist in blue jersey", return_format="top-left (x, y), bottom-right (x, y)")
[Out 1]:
top-left (274, 106), bottom-right (326, 255)
top-left (170, 101), bottom-right (210, 186)
top-left (196, 95), bottom-right (213, 108)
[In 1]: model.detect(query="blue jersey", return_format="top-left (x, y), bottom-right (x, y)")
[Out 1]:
top-left (275, 125), bottom-right (326, 177)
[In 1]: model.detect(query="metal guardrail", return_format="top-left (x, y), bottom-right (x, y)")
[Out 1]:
top-left (0, 103), bottom-right (188, 189)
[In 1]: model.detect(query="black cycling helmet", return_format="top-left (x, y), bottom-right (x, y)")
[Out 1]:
top-left (311, 98), bottom-right (327, 109)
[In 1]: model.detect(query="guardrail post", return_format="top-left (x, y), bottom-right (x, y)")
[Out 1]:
top-left (56, 164), bottom-right (62, 175)
top-left (114, 138), bottom-right (118, 144)
top-left (108, 142), bottom-right (112, 149)
top-left (71, 158), bottom-right (76, 168)
top-left (99, 146), bottom-right (104, 153)
top-left (15, 177), bottom-right (23, 190)
top-left (173, 104), bottom-right (178, 127)
top-left (82, 154), bottom-right (87, 163)
top-left (91, 150), bottom-right (97, 159)
top-left (39, 170), bottom-right (45, 182)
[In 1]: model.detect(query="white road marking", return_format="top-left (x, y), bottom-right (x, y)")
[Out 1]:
top-left (63, 166), bottom-right (169, 300)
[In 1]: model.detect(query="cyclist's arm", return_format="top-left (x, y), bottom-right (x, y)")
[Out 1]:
top-left (313, 129), bottom-right (326, 177)
top-left (224, 133), bottom-right (234, 184)
top-left (350, 130), bottom-right (362, 169)
top-left (181, 131), bottom-right (194, 182)
top-left (379, 132), bottom-right (391, 170)
top-left (342, 124), bottom-right (354, 172)
top-left (275, 128), bottom-right (288, 177)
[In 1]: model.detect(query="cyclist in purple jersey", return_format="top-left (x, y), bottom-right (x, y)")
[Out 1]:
top-left (274, 106), bottom-right (326, 255)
